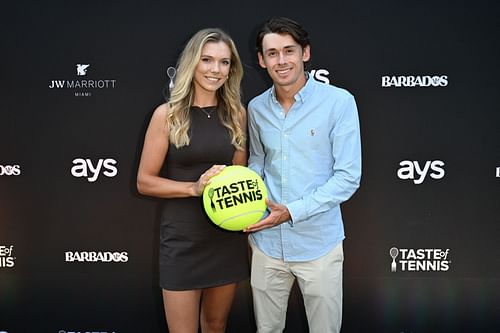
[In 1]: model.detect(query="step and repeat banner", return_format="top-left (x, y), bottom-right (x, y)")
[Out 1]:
top-left (1, 0), bottom-right (499, 332)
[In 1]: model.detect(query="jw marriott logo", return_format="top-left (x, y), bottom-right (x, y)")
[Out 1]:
top-left (48, 63), bottom-right (117, 96)
top-left (76, 64), bottom-right (90, 76)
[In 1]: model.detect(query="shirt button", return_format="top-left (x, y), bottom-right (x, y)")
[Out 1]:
top-left (283, 155), bottom-right (287, 160)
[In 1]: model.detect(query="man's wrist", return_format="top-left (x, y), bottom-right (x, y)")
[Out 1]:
top-left (281, 205), bottom-right (293, 225)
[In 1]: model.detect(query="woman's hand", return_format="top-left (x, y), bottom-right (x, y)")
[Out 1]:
top-left (192, 164), bottom-right (226, 196)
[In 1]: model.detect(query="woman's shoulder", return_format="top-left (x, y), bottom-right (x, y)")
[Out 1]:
top-left (147, 103), bottom-right (173, 130)
top-left (151, 102), bottom-right (173, 120)
top-left (154, 102), bottom-right (170, 115)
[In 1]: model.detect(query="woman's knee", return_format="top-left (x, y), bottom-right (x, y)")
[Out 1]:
top-left (201, 316), bottom-right (227, 332)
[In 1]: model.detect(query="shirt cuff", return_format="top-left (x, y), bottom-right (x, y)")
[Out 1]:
top-left (285, 199), bottom-right (307, 225)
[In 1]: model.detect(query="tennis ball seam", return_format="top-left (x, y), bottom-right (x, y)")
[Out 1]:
top-left (217, 209), bottom-right (266, 227)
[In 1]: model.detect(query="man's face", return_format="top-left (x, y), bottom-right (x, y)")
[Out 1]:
top-left (258, 33), bottom-right (310, 89)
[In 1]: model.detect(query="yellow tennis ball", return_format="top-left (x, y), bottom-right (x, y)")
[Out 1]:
top-left (203, 165), bottom-right (268, 231)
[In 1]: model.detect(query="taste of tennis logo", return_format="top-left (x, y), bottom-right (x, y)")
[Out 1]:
top-left (389, 247), bottom-right (451, 272)
top-left (48, 63), bottom-right (117, 97)
top-left (0, 245), bottom-right (15, 268)
top-left (208, 179), bottom-right (263, 212)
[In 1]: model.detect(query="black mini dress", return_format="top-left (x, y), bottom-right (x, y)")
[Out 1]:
top-left (159, 106), bottom-right (249, 290)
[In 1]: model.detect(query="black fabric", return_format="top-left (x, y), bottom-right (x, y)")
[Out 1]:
top-left (159, 106), bottom-right (249, 290)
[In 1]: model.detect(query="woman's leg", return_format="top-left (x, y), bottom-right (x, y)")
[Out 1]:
top-left (200, 283), bottom-right (239, 333)
top-left (163, 288), bottom-right (202, 333)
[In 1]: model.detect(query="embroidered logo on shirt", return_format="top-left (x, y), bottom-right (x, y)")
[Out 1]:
top-left (310, 129), bottom-right (315, 136)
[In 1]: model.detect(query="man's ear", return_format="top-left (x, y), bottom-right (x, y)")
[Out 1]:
top-left (302, 45), bottom-right (311, 63)
top-left (258, 52), bottom-right (267, 69)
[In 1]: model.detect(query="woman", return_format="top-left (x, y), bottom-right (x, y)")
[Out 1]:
top-left (137, 28), bottom-right (248, 333)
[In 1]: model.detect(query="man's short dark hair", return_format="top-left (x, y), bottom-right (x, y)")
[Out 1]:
top-left (256, 17), bottom-right (310, 54)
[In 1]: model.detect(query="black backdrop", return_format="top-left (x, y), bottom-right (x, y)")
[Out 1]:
top-left (1, 0), bottom-right (499, 332)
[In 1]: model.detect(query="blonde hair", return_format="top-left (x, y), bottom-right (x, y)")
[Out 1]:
top-left (167, 28), bottom-right (245, 150)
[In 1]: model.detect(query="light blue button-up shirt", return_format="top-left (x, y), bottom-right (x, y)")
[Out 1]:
top-left (248, 74), bottom-right (362, 262)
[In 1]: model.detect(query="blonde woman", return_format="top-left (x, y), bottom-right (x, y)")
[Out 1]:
top-left (137, 28), bottom-right (248, 333)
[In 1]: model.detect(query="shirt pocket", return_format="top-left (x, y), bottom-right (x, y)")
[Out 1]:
top-left (295, 127), bottom-right (328, 158)
top-left (306, 127), bottom-right (322, 151)
top-left (295, 127), bottom-right (333, 178)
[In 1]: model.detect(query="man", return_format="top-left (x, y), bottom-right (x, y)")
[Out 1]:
top-left (245, 17), bottom-right (362, 333)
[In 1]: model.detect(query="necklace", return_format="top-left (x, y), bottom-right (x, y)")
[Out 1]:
top-left (195, 106), bottom-right (216, 118)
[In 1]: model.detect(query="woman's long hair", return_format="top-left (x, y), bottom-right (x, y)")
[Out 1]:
top-left (167, 28), bottom-right (245, 150)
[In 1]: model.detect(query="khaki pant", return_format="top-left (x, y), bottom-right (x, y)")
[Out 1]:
top-left (250, 241), bottom-right (344, 333)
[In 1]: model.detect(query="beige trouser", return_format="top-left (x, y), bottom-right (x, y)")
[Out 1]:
top-left (250, 241), bottom-right (344, 333)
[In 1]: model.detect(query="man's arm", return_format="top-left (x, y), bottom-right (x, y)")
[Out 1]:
top-left (247, 102), bottom-right (265, 177)
top-left (287, 93), bottom-right (362, 224)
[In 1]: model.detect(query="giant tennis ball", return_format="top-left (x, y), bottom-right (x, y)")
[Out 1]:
top-left (203, 165), bottom-right (268, 231)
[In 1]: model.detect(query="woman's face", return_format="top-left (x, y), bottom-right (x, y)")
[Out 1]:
top-left (193, 41), bottom-right (232, 94)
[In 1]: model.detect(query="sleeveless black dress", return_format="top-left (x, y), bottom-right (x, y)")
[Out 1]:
top-left (159, 106), bottom-right (249, 290)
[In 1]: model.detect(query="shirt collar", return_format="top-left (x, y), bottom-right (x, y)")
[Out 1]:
top-left (270, 72), bottom-right (315, 105)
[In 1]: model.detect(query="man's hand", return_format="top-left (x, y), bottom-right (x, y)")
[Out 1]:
top-left (244, 199), bottom-right (291, 232)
